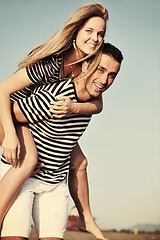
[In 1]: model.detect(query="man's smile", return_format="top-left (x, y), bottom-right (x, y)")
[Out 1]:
top-left (94, 81), bottom-right (105, 91)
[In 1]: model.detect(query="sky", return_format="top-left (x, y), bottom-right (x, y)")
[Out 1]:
top-left (0, 0), bottom-right (160, 231)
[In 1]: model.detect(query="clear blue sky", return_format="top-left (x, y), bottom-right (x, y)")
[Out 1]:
top-left (0, 0), bottom-right (160, 231)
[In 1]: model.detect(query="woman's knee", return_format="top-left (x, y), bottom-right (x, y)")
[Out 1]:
top-left (22, 152), bottom-right (38, 171)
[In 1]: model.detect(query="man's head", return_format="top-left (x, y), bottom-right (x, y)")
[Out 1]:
top-left (77, 43), bottom-right (123, 100)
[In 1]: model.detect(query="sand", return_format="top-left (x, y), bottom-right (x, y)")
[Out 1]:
top-left (29, 227), bottom-right (160, 240)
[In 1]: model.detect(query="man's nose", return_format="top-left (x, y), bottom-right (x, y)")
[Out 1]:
top-left (101, 74), bottom-right (108, 85)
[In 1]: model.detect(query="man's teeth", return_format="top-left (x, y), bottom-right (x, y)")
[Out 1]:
top-left (94, 82), bottom-right (103, 89)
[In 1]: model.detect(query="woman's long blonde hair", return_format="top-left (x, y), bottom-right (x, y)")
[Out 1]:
top-left (19, 3), bottom-right (108, 68)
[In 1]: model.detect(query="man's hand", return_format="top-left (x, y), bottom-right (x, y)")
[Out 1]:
top-left (31, 162), bottom-right (44, 176)
top-left (49, 96), bottom-right (78, 118)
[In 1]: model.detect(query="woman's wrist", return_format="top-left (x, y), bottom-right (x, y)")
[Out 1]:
top-left (73, 102), bottom-right (80, 114)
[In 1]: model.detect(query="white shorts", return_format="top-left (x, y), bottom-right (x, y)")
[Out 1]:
top-left (0, 162), bottom-right (69, 239)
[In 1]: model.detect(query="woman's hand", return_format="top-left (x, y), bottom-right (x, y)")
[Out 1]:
top-left (1, 133), bottom-right (21, 167)
top-left (49, 96), bottom-right (78, 118)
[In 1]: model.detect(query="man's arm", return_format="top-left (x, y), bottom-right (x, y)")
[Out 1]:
top-left (12, 90), bottom-right (56, 124)
top-left (69, 143), bottom-right (91, 219)
top-left (69, 143), bottom-right (106, 240)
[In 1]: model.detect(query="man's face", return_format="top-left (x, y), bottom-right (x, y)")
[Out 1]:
top-left (85, 54), bottom-right (120, 98)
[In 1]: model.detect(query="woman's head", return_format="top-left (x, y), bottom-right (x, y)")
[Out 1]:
top-left (19, 3), bottom-right (108, 68)
top-left (75, 16), bottom-right (105, 57)
top-left (65, 2), bottom-right (108, 57)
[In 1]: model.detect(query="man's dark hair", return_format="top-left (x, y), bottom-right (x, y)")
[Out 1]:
top-left (102, 43), bottom-right (123, 64)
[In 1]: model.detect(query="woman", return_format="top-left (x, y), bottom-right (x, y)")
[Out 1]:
top-left (0, 3), bottom-right (108, 240)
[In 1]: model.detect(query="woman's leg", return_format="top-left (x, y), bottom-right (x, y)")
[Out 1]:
top-left (0, 124), bottom-right (38, 227)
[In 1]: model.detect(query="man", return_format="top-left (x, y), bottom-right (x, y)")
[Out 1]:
top-left (0, 43), bottom-right (123, 240)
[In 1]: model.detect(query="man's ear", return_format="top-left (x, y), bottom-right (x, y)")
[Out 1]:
top-left (81, 61), bottom-right (88, 74)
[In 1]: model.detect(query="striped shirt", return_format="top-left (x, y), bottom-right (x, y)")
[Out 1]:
top-left (1, 54), bottom-right (91, 184)
top-left (10, 54), bottom-right (62, 102)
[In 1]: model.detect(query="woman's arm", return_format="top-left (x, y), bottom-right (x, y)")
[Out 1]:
top-left (49, 94), bottom-right (103, 118)
top-left (0, 68), bottom-right (32, 165)
top-left (75, 95), bottom-right (103, 114)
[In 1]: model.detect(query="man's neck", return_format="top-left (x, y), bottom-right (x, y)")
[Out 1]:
top-left (73, 74), bottom-right (91, 102)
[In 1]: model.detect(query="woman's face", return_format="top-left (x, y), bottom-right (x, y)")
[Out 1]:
top-left (75, 16), bottom-right (105, 57)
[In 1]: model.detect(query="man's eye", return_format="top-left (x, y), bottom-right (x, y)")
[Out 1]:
top-left (97, 68), bottom-right (104, 73)
top-left (109, 74), bottom-right (116, 79)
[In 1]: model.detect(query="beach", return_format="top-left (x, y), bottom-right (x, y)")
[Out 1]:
top-left (30, 227), bottom-right (160, 240)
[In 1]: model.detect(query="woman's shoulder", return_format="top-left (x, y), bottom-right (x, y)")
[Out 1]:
top-left (43, 54), bottom-right (62, 67)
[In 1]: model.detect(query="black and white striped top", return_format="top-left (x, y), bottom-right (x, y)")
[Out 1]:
top-left (10, 54), bottom-right (63, 102)
top-left (1, 54), bottom-right (91, 184)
